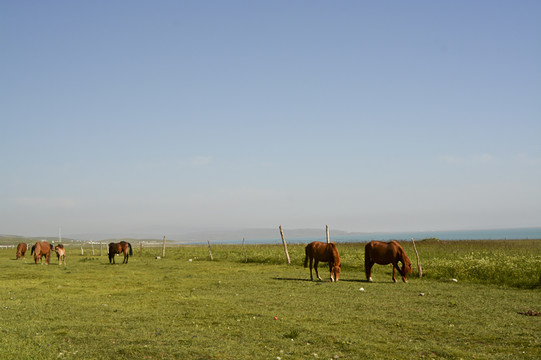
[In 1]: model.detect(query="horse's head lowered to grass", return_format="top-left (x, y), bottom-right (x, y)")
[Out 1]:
top-left (365, 240), bottom-right (412, 283)
top-left (304, 241), bottom-right (341, 282)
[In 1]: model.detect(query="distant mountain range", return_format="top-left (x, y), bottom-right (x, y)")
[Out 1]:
top-left (70, 228), bottom-right (364, 242)
top-left (0, 234), bottom-right (77, 245)
top-left (1, 228), bottom-right (364, 244)
top-left (3, 227), bottom-right (540, 245)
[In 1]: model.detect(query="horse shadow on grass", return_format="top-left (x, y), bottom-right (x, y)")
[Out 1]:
top-left (273, 277), bottom-right (312, 282)
top-left (273, 277), bottom-right (369, 283)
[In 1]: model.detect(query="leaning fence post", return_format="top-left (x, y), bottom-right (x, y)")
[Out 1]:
top-left (162, 236), bottom-right (166, 257)
top-left (242, 237), bottom-right (247, 263)
top-left (411, 238), bottom-right (422, 278)
top-left (279, 225), bottom-right (291, 265)
top-left (207, 240), bottom-right (214, 261)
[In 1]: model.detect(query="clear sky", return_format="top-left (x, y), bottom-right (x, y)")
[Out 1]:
top-left (1, 1), bottom-right (540, 237)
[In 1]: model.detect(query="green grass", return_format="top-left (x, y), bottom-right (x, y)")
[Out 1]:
top-left (1, 240), bottom-right (540, 359)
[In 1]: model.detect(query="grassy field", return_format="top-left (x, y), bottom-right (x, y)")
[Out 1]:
top-left (1, 240), bottom-right (540, 359)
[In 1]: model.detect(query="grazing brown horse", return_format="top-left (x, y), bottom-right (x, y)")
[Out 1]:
top-left (304, 241), bottom-right (341, 282)
top-left (31, 241), bottom-right (52, 265)
top-left (365, 240), bottom-right (412, 283)
top-left (108, 241), bottom-right (133, 264)
top-left (16, 243), bottom-right (27, 259)
top-left (55, 244), bottom-right (66, 265)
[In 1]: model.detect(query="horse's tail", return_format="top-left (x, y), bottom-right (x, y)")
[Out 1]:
top-left (303, 246), bottom-right (309, 268)
top-left (364, 242), bottom-right (372, 265)
top-left (31, 244), bottom-right (36, 255)
top-left (128, 242), bottom-right (133, 256)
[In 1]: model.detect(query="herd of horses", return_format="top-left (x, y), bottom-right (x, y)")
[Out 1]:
top-left (304, 240), bottom-right (412, 282)
top-left (15, 241), bottom-right (133, 265)
top-left (16, 242), bottom-right (65, 265)
top-left (16, 239), bottom-right (412, 282)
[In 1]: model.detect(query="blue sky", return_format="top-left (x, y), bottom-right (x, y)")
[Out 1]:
top-left (1, 1), bottom-right (540, 237)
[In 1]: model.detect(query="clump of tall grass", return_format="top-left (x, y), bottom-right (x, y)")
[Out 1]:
top-left (422, 250), bottom-right (541, 288)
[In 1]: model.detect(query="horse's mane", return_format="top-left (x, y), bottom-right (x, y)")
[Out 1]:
top-left (395, 243), bottom-right (412, 275)
top-left (329, 242), bottom-right (341, 264)
top-left (397, 245), bottom-right (411, 264)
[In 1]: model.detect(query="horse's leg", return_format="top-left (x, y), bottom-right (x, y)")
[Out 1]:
top-left (314, 260), bottom-right (322, 281)
top-left (365, 260), bottom-right (374, 282)
top-left (329, 262), bottom-right (335, 282)
top-left (391, 261), bottom-right (408, 282)
top-left (365, 252), bottom-right (373, 282)
top-left (309, 257), bottom-right (314, 281)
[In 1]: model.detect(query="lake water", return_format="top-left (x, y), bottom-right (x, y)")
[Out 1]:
top-left (205, 227), bottom-right (541, 245)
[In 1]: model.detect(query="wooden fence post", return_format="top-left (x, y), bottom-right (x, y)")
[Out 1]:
top-left (140, 241), bottom-right (143, 256)
top-left (326, 225), bottom-right (330, 243)
top-left (242, 237), bottom-right (247, 263)
top-left (279, 225), bottom-right (291, 265)
top-left (207, 240), bottom-right (214, 261)
top-left (91, 241), bottom-right (95, 256)
top-left (411, 238), bottom-right (422, 278)
top-left (80, 243), bottom-right (84, 255)
top-left (100, 242), bottom-right (103, 256)
top-left (162, 236), bottom-right (166, 257)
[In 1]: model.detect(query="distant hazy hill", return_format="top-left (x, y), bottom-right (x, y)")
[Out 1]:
top-left (0, 235), bottom-right (77, 245)
top-left (177, 228), bottom-right (360, 243)
top-left (42, 228), bottom-right (363, 243)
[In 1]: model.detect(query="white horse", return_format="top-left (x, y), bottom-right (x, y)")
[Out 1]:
top-left (55, 245), bottom-right (66, 265)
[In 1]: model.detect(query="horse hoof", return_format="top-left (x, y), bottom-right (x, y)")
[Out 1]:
top-left (368, 277), bottom-right (373, 282)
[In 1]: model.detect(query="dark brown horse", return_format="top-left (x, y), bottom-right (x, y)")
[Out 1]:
top-left (365, 240), bottom-right (412, 283)
top-left (55, 244), bottom-right (66, 265)
top-left (304, 241), bottom-right (341, 282)
top-left (31, 241), bottom-right (52, 265)
top-left (16, 243), bottom-right (27, 259)
top-left (108, 241), bottom-right (133, 264)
